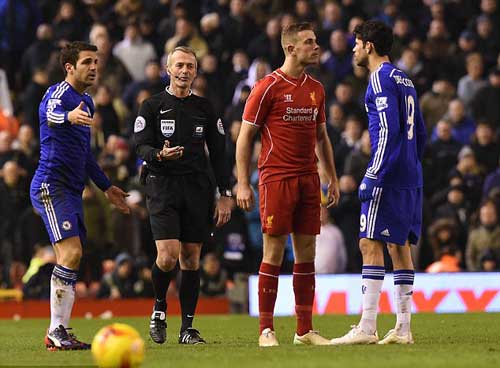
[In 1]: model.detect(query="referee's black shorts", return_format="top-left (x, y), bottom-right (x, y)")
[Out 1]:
top-left (144, 172), bottom-right (214, 242)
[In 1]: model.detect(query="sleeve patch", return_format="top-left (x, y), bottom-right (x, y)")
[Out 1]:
top-left (217, 118), bottom-right (225, 135)
top-left (375, 96), bottom-right (388, 111)
top-left (134, 116), bottom-right (146, 133)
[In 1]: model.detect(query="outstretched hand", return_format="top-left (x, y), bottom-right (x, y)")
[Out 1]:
top-left (68, 101), bottom-right (93, 127)
top-left (105, 185), bottom-right (130, 214)
top-left (158, 140), bottom-right (184, 160)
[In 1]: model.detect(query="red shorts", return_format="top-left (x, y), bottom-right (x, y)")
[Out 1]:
top-left (259, 173), bottom-right (321, 235)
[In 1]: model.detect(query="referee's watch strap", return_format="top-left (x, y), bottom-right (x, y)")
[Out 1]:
top-left (219, 189), bottom-right (233, 197)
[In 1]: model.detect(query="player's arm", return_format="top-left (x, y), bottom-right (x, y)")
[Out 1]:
top-left (316, 86), bottom-right (339, 207)
top-left (359, 75), bottom-right (399, 202)
top-left (46, 96), bottom-right (93, 128)
top-left (235, 77), bottom-right (273, 211)
top-left (205, 102), bottom-right (232, 227)
top-left (85, 143), bottom-right (130, 214)
top-left (236, 121), bottom-right (259, 211)
top-left (134, 100), bottom-right (162, 162)
top-left (316, 123), bottom-right (339, 207)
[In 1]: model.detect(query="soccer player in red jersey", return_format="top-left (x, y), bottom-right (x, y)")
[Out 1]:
top-left (236, 23), bottom-right (339, 346)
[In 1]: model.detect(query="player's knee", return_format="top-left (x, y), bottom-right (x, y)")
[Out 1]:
top-left (359, 238), bottom-right (381, 258)
top-left (156, 252), bottom-right (177, 270)
top-left (180, 255), bottom-right (199, 270)
top-left (60, 247), bottom-right (82, 268)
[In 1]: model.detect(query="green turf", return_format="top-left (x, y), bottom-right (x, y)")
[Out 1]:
top-left (0, 313), bottom-right (498, 367)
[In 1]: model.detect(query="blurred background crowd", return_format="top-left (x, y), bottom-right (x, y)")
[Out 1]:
top-left (1, 0), bottom-right (500, 308)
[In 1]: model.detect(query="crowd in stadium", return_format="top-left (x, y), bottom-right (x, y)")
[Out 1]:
top-left (0, 0), bottom-right (500, 303)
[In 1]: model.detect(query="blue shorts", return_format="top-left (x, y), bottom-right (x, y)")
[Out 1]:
top-left (359, 187), bottom-right (422, 246)
top-left (30, 180), bottom-right (86, 244)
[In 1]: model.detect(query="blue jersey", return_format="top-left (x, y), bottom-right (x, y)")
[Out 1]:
top-left (364, 62), bottom-right (426, 189)
top-left (32, 81), bottom-right (111, 193)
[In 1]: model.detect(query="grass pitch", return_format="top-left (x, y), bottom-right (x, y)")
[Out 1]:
top-left (0, 313), bottom-right (498, 367)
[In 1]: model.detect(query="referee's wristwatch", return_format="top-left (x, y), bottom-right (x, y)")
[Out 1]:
top-left (220, 189), bottom-right (233, 198)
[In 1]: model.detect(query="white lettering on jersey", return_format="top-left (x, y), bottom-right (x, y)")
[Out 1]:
top-left (217, 118), bottom-right (225, 135)
top-left (375, 96), bottom-right (388, 111)
top-left (392, 75), bottom-right (415, 88)
top-left (134, 116), bottom-right (146, 133)
top-left (282, 106), bottom-right (315, 122)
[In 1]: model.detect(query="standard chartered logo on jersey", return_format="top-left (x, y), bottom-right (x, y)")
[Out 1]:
top-left (283, 106), bottom-right (318, 122)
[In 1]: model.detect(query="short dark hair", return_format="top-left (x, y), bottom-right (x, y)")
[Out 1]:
top-left (353, 20), bottom-right (393, 56)
top-left (60, 41), bottom-right (98, 73)
top-left (281, 22), bottom-right (313, 48)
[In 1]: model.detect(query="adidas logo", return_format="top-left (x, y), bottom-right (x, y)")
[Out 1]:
top-left (381, 229), bottom-right (390, 236)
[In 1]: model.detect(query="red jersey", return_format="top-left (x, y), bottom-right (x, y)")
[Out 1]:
top-left (242, 69), bottom-right (326, 184)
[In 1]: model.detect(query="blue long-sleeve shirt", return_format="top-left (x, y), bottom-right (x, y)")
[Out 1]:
top-left (364, 62), bottom-right (426, 189)
top-left (32, 81), bottom-right (111, 194)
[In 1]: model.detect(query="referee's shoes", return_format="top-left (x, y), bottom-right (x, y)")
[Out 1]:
top-left (149, 311), bottom-right (166, 344)
top-left (179, 328), bottom-right (206, 345)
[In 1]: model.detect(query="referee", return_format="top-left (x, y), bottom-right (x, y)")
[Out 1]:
top-left (134, 46), bottom-right (232, 345)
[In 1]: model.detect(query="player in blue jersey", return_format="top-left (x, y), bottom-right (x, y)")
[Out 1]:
top-left (331, 21), bottom-right (426, 345)
top-left (30, 41), bottom-right (130, 351)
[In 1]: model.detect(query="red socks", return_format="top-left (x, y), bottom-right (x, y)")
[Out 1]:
top-left (258, 262), bottom-right (280, 333)
top-left (293, 262), bottom-right (315, 336)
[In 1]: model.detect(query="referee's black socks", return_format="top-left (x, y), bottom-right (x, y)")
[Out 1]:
top-left (179, 269), bottom-right (200, 332)
top-left (152, 263), bottom-right (175, 312)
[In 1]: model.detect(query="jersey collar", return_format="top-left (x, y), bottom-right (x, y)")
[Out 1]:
top-left (165, 86), bottom-right (193, 97)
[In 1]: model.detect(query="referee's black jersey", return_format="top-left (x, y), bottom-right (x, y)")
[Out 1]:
top-left (134, 88), bottom-right (230, 192)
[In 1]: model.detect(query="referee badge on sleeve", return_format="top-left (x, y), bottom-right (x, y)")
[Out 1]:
top-left (161, 119), bottom-right (175, 138)
top-left (217, 118), bottom-right (225, 135)
top-left (134, 116), bottom-right (146, 133)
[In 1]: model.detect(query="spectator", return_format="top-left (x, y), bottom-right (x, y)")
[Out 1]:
top-left (200, 253), bottom-right (227, 297)
top-left (432, 99), bottom-right (476, 146)
top-left (200, 12), bottom-right (225, 59)
top-left (321, 30), bottom-right (353, 84)
top-left (332, 80), bottom-right (365, 124)
top-left (248, 17), bottom-right (284, 70)
top-left (425, 248), bottom-right (461, 273)
top-left (97, 253), bottom-right (137, 299)
top-left (52, 0), bottom-right (85, 46)
top-left (344, 129), bottom-right (371, 185)
top-left (21, 68), bottom-right (49, 135)
top-left (315, 205), bottom-right (347, 274)
top-left (471, 67), bottom-right (500, 128)
top-left (471, 122), bottom-right (499, 174)
top-left (466, 200), bottom-right (500, 270)
top-left (483, 157), bottom-right (500, 199)
top-left (329, 175), bottom-right (361, 272)
top-left (91, 26), bottom-right (132, 96)
top-left (164, 18), bottom-right (208, 60)
top-left (392, 16), bottom-right (413, 60)
top-left (113, 21), bottom-right (157, 81)
top-left (420, 79), bottom-right (455, 132)
top-left (20, 23), bottom-right (55, 87)
top-left (457, 53), bottom-right (488, 115)
top-left (427, 217), bottom-right (460, 263)
top-left (334, 115), bottom-right (363, 176)
top-left (479, 248), bottom-right (498, 271)
top-left (396, 47), bottom-right (431, 95)
top-left (22, 245), bottom-right (56, 299)
top-left (424, 120), bottom-right (461, 194)
top-left (434, 184), bottom-right (470, 253)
